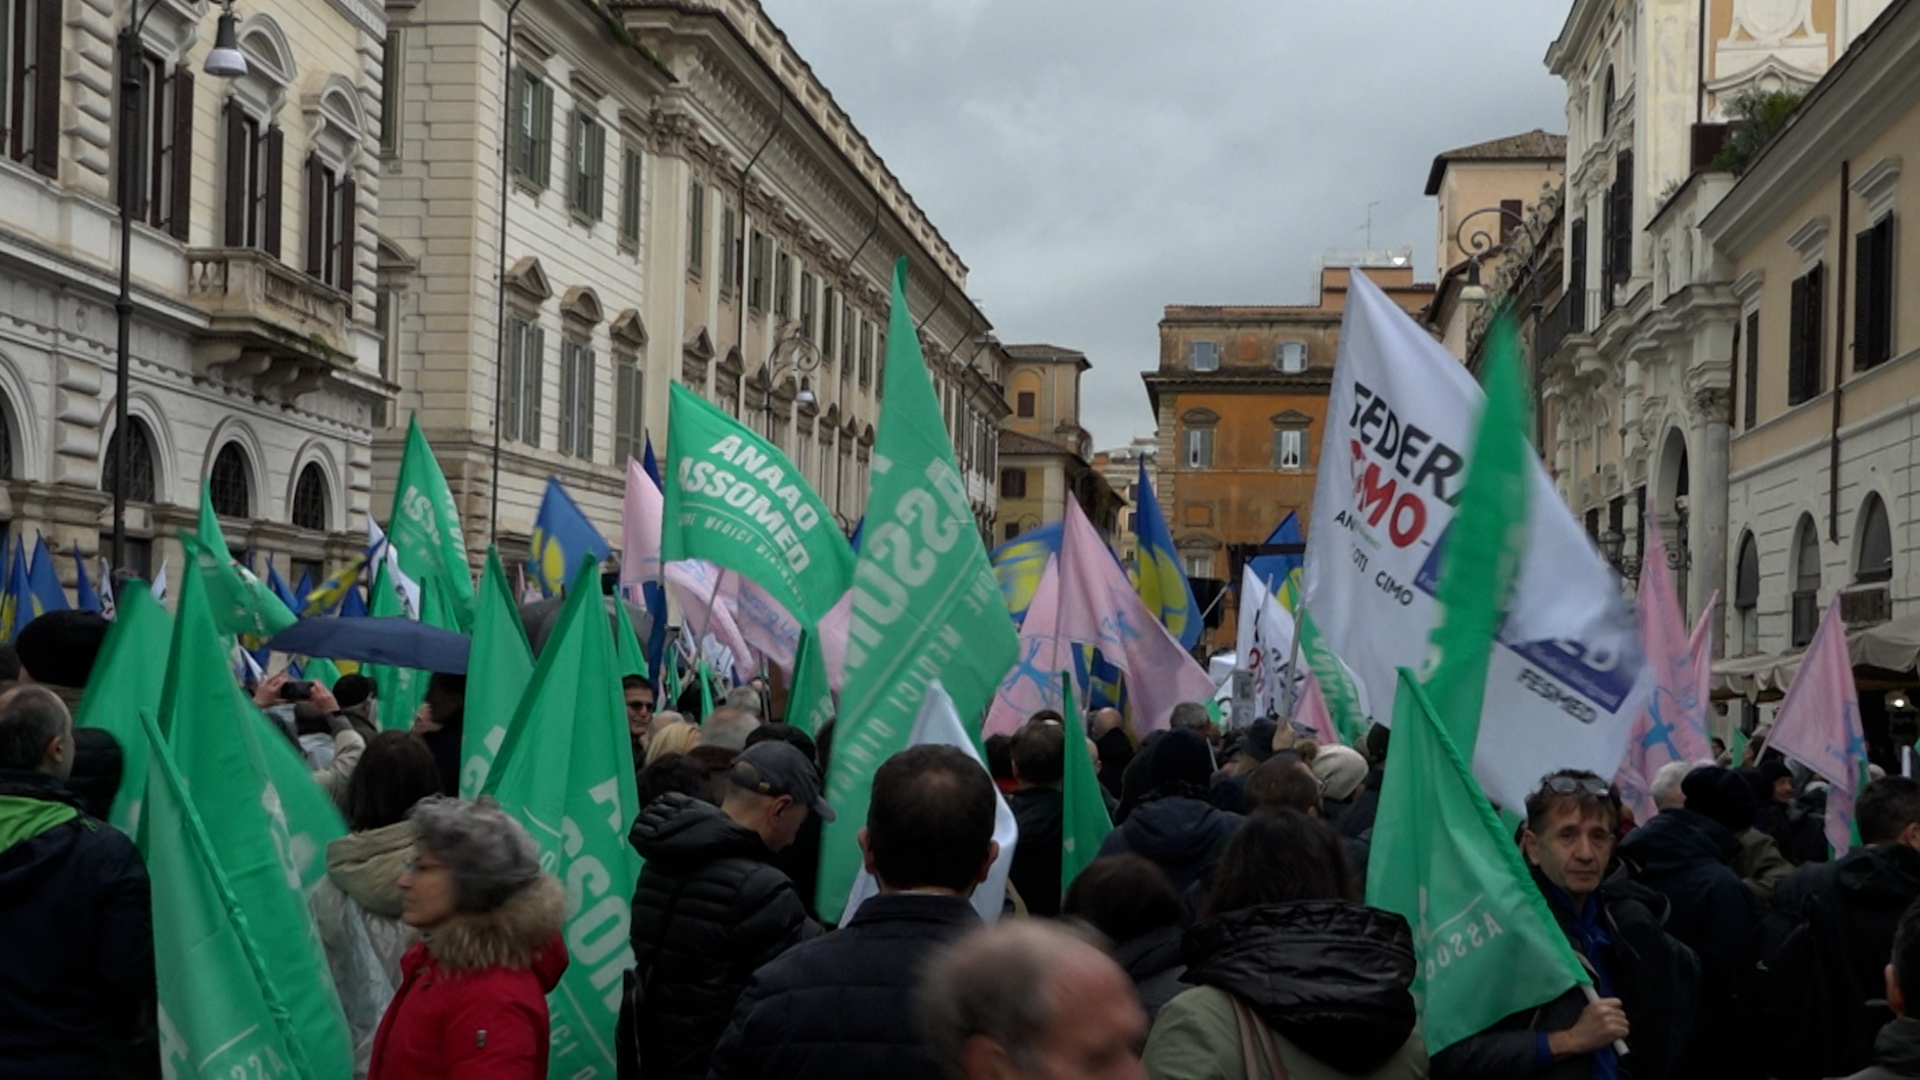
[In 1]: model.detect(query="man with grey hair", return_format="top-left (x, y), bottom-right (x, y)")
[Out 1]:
top-left (1167, 700), bottom-right (1217, 744)
top-left (915, 919), bottom-right (1147, 1080)
top-left (1649, 759), bottom-right (1711, 813)
top-left (703, 705), bottom-right (762, 752)
top-left (0, 685), bottom-right (155, 1078)
top-left (724, 685), bottom-right (765, 717)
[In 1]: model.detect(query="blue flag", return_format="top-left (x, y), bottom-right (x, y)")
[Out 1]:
top-left (529, 476), bottom-right (611, 597)
top-left (266, 563), bottom-right (301, 612)
top-left (849, 516), bottom-right (865, 553)
top-left (26, 535), bottom-right (69, 618)
top-left (642, 434), bottom-right (663, 488)
top-left (1245, 511), bottom-right (1306, 606)
top-left (989, 522), bottom-right (1063, 627)
top-left (73, 543), bottom-right (101, 614)
top-left (3, 539), bottom-right (30, 639)
top-left (1132, 458), bottom-right (1200, 648)
top-left (293, 569), bottom-right (314, 607)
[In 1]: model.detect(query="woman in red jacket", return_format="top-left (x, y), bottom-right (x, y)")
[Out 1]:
top-left (370, 796), bottom-right (569, 1080)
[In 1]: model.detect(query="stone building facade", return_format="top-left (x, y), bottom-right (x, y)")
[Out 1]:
top-left (993, 343), bottom-right (1119, 543)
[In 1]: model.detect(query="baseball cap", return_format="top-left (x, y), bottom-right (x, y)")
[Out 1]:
top-left (728, 740), bottom-right (836, 822)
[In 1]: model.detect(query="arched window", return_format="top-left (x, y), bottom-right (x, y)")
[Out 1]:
top-left (1791, 515), bottom-right (1820, 647)
top-left (291, 463), bottom-right (328, 531)
top-left (1601, 67), bottom-right (1616, 135)
top-left (1857, 494), bottom-right (1893, 584)
top-left (1734, 532), bottom-right (1759, 655)
top-left (209, 443), bottom-right (252, 519)
top-left (101, 420), bottom-right (157, 503)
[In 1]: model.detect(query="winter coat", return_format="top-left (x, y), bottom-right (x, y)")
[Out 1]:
top-left (368, 874), bottom-right (567, 1080)
top-left (707, 892), bottom-right (979, 1080)
top-left (310, 821), bottom-right (423, 1079)
top-left (623, 793), bottom-right (817, 1080)
top-left (1837, 1016), bottom-right (1920, 1079)
top-left (1734, 827), bottom-right (1793, 902)
top-left (311, 728), bottom-right (366, 804)
top-left (0, 769), bottom-right (154, 1080)
top-left (1006, 786), bottom-right (1064, 916)
top-left (1755, 843), bottom-right (1920, 1079)
top-left (1141, 901), bottom-right (1425, 1080)
top-left (1114, 924), bottom-right (1188, 1020)
top-left (1098, 793), bottom-right (1241, 895)
top-left (1432, 866), bottom-right (1698, 1080)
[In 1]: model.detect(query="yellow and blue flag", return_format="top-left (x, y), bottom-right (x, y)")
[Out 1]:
top-left (529, 476), bottom-right (611, 597)
top-left (1, 538), bottom-right (26, 639)
top-left (26, 534), bottom-right (69, 617)
top-left (301, 553), bottom-right (368, 617)
top-left (73, 543), bottom-right (102, 614)
top-left (989, 522), bottom-right (1062, 627)
top-left (1131, 457), bottom-right (1200, 649)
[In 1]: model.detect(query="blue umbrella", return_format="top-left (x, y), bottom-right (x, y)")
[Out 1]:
top-left (267, 616), bottom-right (471, 674)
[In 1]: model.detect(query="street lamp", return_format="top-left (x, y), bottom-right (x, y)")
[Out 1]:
top-left (112, 0), bottom-right (248, 575)
top-left (759, 322), bottom-right (821, 443)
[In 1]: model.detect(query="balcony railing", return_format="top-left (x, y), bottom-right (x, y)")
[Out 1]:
top-left (187, 248), bottom-right (355, 394)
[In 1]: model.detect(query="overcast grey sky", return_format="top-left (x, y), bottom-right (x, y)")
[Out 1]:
top-left (760, 0), bottom-right (1573, 448)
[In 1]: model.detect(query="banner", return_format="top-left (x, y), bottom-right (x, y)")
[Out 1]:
top-left (1769, 596), bottom-right (1868, 856)
top-left (1132, 457), bottom-right (1201, 648)
top-left (75, 581), bottom-right (171, 833)
top-left (1304, 272), bottom-right (1647, 810)
top-left (983, 556), bottom-right (1066, 737)
top-left (1616, 514), bottom-right (1716, 821)
top-left (1234, 564), bottom-right (1297, 725)
top-left (388, 417), bottom-right (474, 630)
top-left (530, 476), bottom-right (611, 597)
top-left (459, 549), bottom-right (536, 797)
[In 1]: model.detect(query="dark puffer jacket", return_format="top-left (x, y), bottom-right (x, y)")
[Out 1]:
top-left (621, 793), bottom-right (816, 1080)
top-left (1114, 923), bottom-right (1187, 1020)
top-left (1006, 787), bottom-right (1063, 915)
top-left (1096, 792), bottom-right (1240, 895)
top-left (0, 769), bottom-right (154, 1080)
top-left (707, 892), bottom-right (979, 1080)
top-left (1142, 900), bottom-right (1424, 1079)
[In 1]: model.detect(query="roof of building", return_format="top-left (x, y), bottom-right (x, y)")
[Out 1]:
top-left (1003, 344), bottom-right (1091, 369)
top-left (999, 429), bottom-right (1080, 458)
top-left (1424, 130), bottom-right (1568, 194)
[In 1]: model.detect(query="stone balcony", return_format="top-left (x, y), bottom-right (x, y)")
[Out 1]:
top-left (185, 248), bottom-right (356, 399)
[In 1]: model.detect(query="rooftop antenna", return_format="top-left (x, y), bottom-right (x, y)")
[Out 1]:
top-left (1359, 202), bottom-right (1381, 251)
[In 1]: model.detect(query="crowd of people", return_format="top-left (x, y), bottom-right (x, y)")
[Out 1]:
top-left (6, 604), bottom-right (1920, 1080)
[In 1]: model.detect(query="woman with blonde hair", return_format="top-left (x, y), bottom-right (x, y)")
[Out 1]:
top-left (643, 715), bottom-right (700, 768)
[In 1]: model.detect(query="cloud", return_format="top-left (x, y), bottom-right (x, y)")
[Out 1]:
top-left (762, 0), bottom-right (1572, 446)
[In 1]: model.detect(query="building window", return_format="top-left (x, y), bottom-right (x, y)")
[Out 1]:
top-left (1856, 215), bottom-right (1896, 372)
top-left (1788, 263), bottom-right (1826, 405)
top-left (1791, 515), bottom-right (1820, 647)
top-left (1603, 151), bottom-right (1634, 301)
top-left (799, 271), bottom-right (816, 340)
top-left (5, 0), bottom-right (60, 177)
top-left (840, 301), bottom-right (855, 370)
top-left (1016, 391), bottom-right (1036, 418)
top-left (303, 154), bottom-right (355, 291)
top-left (618, 142), bottom-right (642, 249)
top-left (379, 30), bottom-right (402, 155)
top-left (1735, 532), bottom-right (1759, 654)
top-left (129, 53), bottom-right (193, 238)
top-left (1183, 553), bottom-right (1211, 578)
top-left (1600, 67), bottom-right (1615, 135)
top-left (687, 181), bottom-right (705, 275)
top-left (558, 338), bottom-right (594, 459)
top-left (1003, 522), bottom-right (1021, 542)
top-left (821, 287), bottom-right (836, 361)
top-left (1858, 494), bottom-right (1893, 584)
top-left (1273, 428), bottom-right (1306, 470)
top-left (1183, 428), bottom-right (1214, 468)
top-left (503, 315), bottom-right (544, 445)
top-left (1000, 469), bottom-right (1027, 498)
top-left (858, 320), bottom-right (874, 386)
top-left (291, 463), bottom-right (329, 531)
top-left (509, 66), bottom-right (552, 190)
top-left (748, 231), bottom-right (768, 310)
top-left (101, 419), bottom-right (157, 504)
top-left (773, 251), bottom-right (792, 319)
top-left (567, 109), bottom-right (605, 222)
top-left (1743, 309), bottom-right (1760, 429)
top-left (208, 443), bottom-right (252, 519)
top-left (1568, 218), bottom-right (1589, 331)
top-left (1187, 341), bottom-right (1219, 372)
top-left (1276, 341), bottom-right (1307, 373)
top-left (718, 204), bottom-right (735, 291)
top-left (222, 102), bottom-right (283, 254)
top-left (614, 355), bottom-right (644, 466)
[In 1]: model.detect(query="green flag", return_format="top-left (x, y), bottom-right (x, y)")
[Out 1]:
top-left (389, 417), bottom-right (475, 631)
top-left (783, 627), bottom-right (832, 736)
top-left (819, 259), bottom-right (1020, 921)
top-left (1421, 314), bottom-right (1531, 751)
top-left (661, 645), bottom-right (683, 713)
top-left (76, 581), bottom-right (172, 833)
top-left (613, 591), bottom-right (649, 680)
top-left (697, 658), bottom-right (716, 719)
top-left (183, 485), bottom-right (297, 641)
top-left (368, 558), bottom-right (427, 732)
top-left (141, 711), bottom-right (307, 1080)
top-left (483, 556), bottom-right (641, 1079)
top-left (1366, 670), bottom-right (1589, 1053)
top-left (1060, 672), bottom-right (1111, 892)
top-left (662, 383), bottom-right (854, 623)
top-left (460, 549), bottom-right (536, 797)
top-left (1298, 610), bottom-right (1369, 745)
top-left (158, 567), bottom-right (352, 1079)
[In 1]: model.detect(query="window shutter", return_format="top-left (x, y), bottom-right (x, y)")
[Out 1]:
top-left (339, 176), bottom-right (358, 293)
top-left (167, 65), bottom-right (194, 239)
top-left (503, 322), bottom-right (523, 442)
top-left (263, 125), bottom-right (284, 258)
top-left (1806, 263), bottom-right (1824, 393)
top-left (508, 70), bottom-right (527, 178)
top-left (304, 154), bottom-right (326, 276)
top-left (1743, 311), bottom-right (1759, 429)
top-left (534, 82), bottom-right (553, 189)
top-left (1788, 274), bottom-right (1808, 404)
top-left (582, 348), bottom-right (596, 457)
top-left (527, 325), bottom-right (544, 445)
top-left (30, 0), bottom-right (60, 178)
top-left (590, 121), bottom-right (605, 220)
top-left (1856, 226), bottom-right (1876, 371)
top-left (558, 343), bottom-right (574, 455)
top-left (223, 101), bottom-right (246, 245)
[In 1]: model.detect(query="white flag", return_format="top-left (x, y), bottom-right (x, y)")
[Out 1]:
top-left (1304, 271), bottom-right (1648, 810)
top-left (1234, 565), bottom-right (1297, 725)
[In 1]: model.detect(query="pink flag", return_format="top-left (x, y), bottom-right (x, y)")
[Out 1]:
top-left (1615, 515), bottom-right (1715, 820)
top-left (731, 577), bottom-right (802, 674)
top-left (620, 458), bottom-right (663, 589)
top-left (817, 589), bottom-right (853, 693)
top-left (1770, 596), bottom-right (1865, 857)
top-left (983, 557), bottom-right (1066, 737)
top-left (1690, 590), bottom-right (1720, 743)
top-left (665, 560), bottom-right (755, 682)
top-left (1294, 670), bottom-right (1338, 745)
top-left (1056, 500), bottom-right (1214, 737)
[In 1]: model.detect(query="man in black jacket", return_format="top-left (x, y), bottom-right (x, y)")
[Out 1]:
top-left (1434, 770), bottom-right (1697, 1080)
top-left (624, 740), bottom-right (830, 1080)
top-left (0, 684), bottom-right (154, 1079)
top-left (709, 744), bottom-right (999, 1079)
top-left (1005, 718), bottom-right (1066, 915)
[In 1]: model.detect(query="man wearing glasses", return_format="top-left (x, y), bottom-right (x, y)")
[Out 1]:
top-left (1431, 769), bottom-right (1698, 1080)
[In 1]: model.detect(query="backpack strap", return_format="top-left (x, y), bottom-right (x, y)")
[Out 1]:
top-left (1229, 995), bottom-right (1291, 1080)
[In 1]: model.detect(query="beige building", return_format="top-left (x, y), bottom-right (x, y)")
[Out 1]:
top-left (378, 0), bottom-right (1007, 564)
top-left (1424, 130), bottom-right (1567, 361)
top-left (0, 0), bottom-right (389, 590)
top-left (993, 343), bottom-right (1119, 543)
top-left (1093, 436), bottom-right (1157, 567)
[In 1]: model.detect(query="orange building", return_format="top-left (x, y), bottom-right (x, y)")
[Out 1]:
top-left (1146, 259), bottom-right (1433, 652)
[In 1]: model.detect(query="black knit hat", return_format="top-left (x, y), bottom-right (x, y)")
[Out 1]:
top-left (16, 610), bottom-right (109, 689)
top-left (1683, 766), bottom-right (1757, 833)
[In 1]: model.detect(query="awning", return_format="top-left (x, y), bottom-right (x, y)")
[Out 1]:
top-left (1711, 614), bottom-right (1920, 701)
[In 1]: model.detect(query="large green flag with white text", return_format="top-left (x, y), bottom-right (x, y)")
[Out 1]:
top-left (459, 549), bottom-right (535, 797)
top-left (389, 417), bottom-right (474, 631)
top-left (158, 568), bottom-right (352, 1079)
top-left (483, 557), bottom-right (641, 1078)
top-left (76, 581), bottom-right (171, 832)
top-left (818, 259), bottom-right (1019, 920)
top-left (661, 383), bottom-right (854, 623)
top-left (143, 712), bottom-right (307, 1080)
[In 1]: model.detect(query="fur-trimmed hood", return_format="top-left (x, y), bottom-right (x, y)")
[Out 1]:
top-left (422, 872), bottom-right (565, 976)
